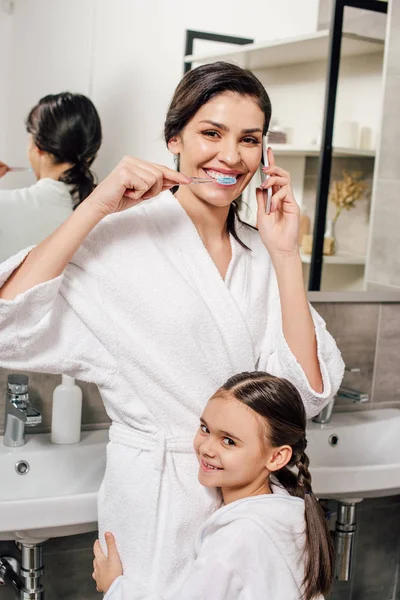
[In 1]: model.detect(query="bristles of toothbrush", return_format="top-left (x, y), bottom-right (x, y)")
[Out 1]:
top-left (187, 175), bottom-right (237, 186)
top-left (215, 175), bottom-right (236, 185)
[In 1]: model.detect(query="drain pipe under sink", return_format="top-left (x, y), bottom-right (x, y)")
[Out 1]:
top-left (334, 501), bottom-right (361, 581)
top-left (0, 542), bottom-right (44, 599)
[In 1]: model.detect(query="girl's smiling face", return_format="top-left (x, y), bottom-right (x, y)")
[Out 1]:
top-left (193, 394), bottom-right (292, 504)
top-left (168, 91), bottom-right (264, 209)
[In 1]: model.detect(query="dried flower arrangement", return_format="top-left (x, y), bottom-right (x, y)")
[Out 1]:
top-left (329, 170), bottom-right (366, 223)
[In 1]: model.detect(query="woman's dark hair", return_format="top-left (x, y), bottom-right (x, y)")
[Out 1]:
top-left (26, 92), bottom-right (102, 208)
top-left (217, 371), bottom-right (334, 600)
top-left (164, 62), bottom-right (272, 250)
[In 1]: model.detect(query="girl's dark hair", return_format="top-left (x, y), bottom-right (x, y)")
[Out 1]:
top-left (164, 62), bottom-right (272, 250)
top-left (26, 92), bottom-right (102, 208)
top-left (218, 371), bottom-right (334, 600)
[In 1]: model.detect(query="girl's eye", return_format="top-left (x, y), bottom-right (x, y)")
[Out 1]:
top-left (222, 437), bottom-right (236, 446)
top-left (200, 424), bottom-right (209, 434)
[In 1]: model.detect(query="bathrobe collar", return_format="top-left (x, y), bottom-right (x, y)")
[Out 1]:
top-left (145, 191), bottom-right (256, 372)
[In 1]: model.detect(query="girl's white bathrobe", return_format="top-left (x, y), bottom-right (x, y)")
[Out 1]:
top-left (0, 191), bottom-right (343, 595)
top-left (104, 486), bottom-right (323, 600)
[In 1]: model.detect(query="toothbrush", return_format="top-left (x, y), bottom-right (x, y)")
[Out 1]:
top-left (185, 175), bottom-right (237, 186)
top-left (9, 167), bottom-right (33, 172)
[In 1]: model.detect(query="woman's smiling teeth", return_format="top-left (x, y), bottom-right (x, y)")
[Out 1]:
top-left (204, 169), bottom-right (238, 184)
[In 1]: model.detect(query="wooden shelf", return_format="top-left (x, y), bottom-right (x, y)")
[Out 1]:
top-left (300, 252), bottom-right (365, 266)
top-left (185, 30), bottom-right (384, 70)
top-left (269, 144), bottom-right (375, 158)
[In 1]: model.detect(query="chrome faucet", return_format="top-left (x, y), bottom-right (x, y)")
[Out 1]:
top-left (3, 374), bottom-right (42, 447)
top-left (312, 367), bottom-right (369, 425)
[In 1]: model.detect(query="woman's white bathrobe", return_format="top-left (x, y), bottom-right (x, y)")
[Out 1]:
top-left (0, 191), bottom-right (344, 595)
top-left (104, 486), bottom-right (323, 600)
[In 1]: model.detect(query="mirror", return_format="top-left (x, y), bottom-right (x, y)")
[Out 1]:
top-left (237, 2), bottom-right (394, 293)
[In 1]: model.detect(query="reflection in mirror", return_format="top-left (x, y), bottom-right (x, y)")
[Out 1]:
top-left (238, 34), bottom-right (387, 292)
top-left (0, 93), bottom-right (102, 263)
top-left (233, 4), bottom-right (397, 293)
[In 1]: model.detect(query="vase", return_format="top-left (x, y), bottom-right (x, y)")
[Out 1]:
top-left (324, 219), bottom-right (337, 255)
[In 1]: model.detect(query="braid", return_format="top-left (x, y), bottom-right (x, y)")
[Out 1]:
top-left (274, 440), bottom-right (335, 600)
top-left (297, 449), bottom-right (334, 600)
top-left (296, 449), bottom-right (313, 498)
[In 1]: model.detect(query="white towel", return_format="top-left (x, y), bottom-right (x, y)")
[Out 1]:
top-left (0, 191), bottom-right (344, 594)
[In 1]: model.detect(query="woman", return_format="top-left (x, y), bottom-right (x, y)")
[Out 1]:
top-left (0, 92), bottom-right (102, 261)
top-left (0, 62), bottom-right (344, 595)
top-left (93, 371), bottom-right (334, 600)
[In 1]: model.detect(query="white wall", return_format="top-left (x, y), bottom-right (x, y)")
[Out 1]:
top-left (0, 0), bottom-right (95, 189)
top-left (0, 9), bottom-right (12, 159)
top-left (0, 0), bottom-right (320, 187)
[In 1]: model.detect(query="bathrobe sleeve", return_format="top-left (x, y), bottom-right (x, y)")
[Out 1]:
top-left (0, 246), bottom-right (117, 386)
top-left (258, 269), bottom-right (345, 419)
top-left (103, 523), bottom-right (246, 600)
top-left (104, 562), bottom-right (243, 600)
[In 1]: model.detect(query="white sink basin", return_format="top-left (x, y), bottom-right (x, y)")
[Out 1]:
top-left (0, 429), bottom-right (108, 542)
top-left (1, 408), bottom-right (398, 543)
top-left (307, 408), bottom-right (400, 499)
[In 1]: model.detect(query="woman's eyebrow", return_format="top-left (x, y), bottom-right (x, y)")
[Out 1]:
top-left (199, 120), bottom-right (229, 131)
top-left (199, 120), bottom-right (262, 135)
top-left (200, 417), bottom-right (243, 442)
top-left (242, 128), bottom-right (263, 134)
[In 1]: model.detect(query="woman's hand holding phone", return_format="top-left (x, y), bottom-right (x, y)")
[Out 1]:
top-left (256, 147), bottom-right (300, 261)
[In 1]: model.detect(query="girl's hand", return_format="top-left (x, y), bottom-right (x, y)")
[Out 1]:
top-left (256, 148), bottom-right (300, 260)
top-left (0, 162), bottom-right (11, 178)
top-left (86, 156), bottom-right (192, 219)
top-left (92, 531), bottom-right (123, 594)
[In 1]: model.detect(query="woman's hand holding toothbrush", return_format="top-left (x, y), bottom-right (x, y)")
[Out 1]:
top-left (86, 156), bottom-right (192, 218)
top-left (256, 147), bottom-right (300, 261)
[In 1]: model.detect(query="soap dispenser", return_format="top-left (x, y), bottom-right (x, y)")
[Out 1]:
top-left (51, 375), bottom-right (83, 444)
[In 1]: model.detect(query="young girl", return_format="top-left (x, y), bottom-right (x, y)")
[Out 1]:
top-left (93, 371), bottom-right (334, 600)
top-left (0, 62), bottom-right (343, 594)
top-left (0, 92), bottom-right (102, 261)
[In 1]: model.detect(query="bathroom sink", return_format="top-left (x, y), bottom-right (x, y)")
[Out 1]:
top-left (0, 429), bottom-right (108, 542)
top-left (1, 408), bottom-right (398, 543)
top-left (306, 408), bottom-right (400, 499)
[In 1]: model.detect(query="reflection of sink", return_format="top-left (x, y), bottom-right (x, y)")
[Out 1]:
top-left (0, 429), bottom-right (108, 542)
top-left (307, 408), bottom-right (400, 499)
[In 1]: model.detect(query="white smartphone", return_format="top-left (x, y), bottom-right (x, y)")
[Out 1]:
top-left (261, 137), bottom-right (272, 214)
